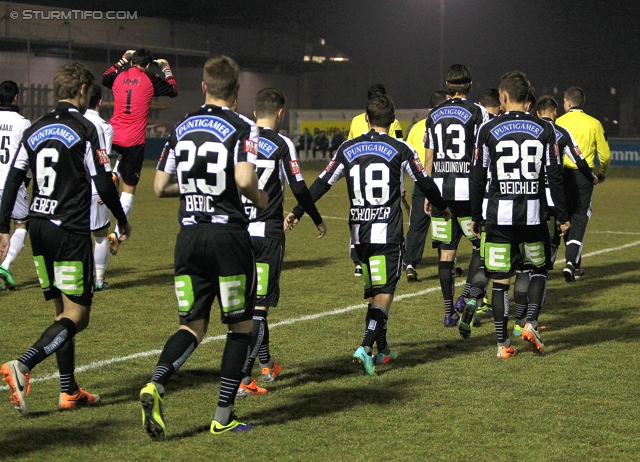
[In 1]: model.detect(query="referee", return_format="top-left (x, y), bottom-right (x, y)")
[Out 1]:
top-left (555, 86), bottom-right (609, 282)
top-left (404, 90), bottom-right (448, 282)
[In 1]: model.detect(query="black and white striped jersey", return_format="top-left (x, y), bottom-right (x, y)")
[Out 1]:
top-left (472, 111), bottom-right (568, 225)
top-left (425, 98), bottom-right (489, 201)
top-left (9, 103), bottom-right (114, 234)
top-left (243, 127), bottom-right (321, 239)
top-left (0, 107), bottom-right (31, 188)
top-left (540, 117), bottom-right (595, 208)
top-left (157, 104), bottom-right (258, 228)
top-left (313, 130), bottom-right (446, 245)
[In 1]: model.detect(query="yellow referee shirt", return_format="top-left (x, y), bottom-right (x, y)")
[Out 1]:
top-left (556, 108), bottom-right (610, 176)
top-left (405, 118), bottom-right (427, 166)
top-left (347, 113), bottom-right (403, 140)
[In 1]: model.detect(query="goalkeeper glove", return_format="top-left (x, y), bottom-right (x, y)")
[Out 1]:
top-left (117, 49), bottom-right (135, 67)
top-left (155, 59), bottom-right (173, 78)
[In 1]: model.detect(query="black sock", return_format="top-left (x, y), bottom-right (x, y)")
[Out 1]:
top-left (256, 314), bottom-right (271, 366)
top-left (374, 309), bottom-right (390, 353)
top-left (56, 337), bottom-right (79, 395)
top-left (218, 332), bottom-right (251, 408)
top-left (526, 272), bottom-right (548, 326)
top-left (461, 250), bottom-right (482, 298)
top-left (491, 283), bottom-right (510, 343)
top-left (438, 261), bottom-right (455, 315)
top-left (150, 329), bottom-right (198, 388)
top-left (362, 303), bottom-right (372, 345)
top-left (18, 318), bottom-right (77, 371)
top-left (361, 305), bottom-right (388, 354)
top-left (243, 310), bottom-right (269, 376)
top-left (514, 271), bottom-right (530, 326)
top-left (469, 259), bottom-right (489, 301)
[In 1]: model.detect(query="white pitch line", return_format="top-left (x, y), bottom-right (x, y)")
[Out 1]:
top-left (590, 231), bottom-right (640, 236)
top-left (2, 239), bottom-right (639, 389)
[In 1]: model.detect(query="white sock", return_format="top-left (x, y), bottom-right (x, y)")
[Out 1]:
top-left (94, 236), bottom-right (109, 284)
top-left (116, 192), bottom-right (134, 236)
top-left (2, 228), bottom-right (27, 269)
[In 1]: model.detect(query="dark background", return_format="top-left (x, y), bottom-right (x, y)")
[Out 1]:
top-left (14, 0), bottom-right (640, 135)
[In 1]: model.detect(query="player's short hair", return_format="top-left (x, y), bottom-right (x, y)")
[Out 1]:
top-left (255, 88), bottom-right (285, 118)
top-left (446, 64), bottom-right (472, 95)
top-left (203, 55), bottom-right (240, 100)
top-left (564, 86), bottom-right (585, 107)
top-left (366, 94), bottom-right (395, 129)
top-left (526, 85), bottom-right (537, 109)
top-left (430, 90), bottom-right (448, 108)
top-left (0, 80), bottom-right (19, 106)
top-left (89, 85), bottom-right (102, 110)
top-left (480, 88), bottom-right (500, 108)
top-left (499, 71), bottom-right (530, 104)
top-left (131, 49), bottom-right (154, 67)
top-left (53, 62), bottom-right (95, 100)
top-left (535, 95), bottom-right (558, 115)
top-left (367, 84), bottom-right (386, 100)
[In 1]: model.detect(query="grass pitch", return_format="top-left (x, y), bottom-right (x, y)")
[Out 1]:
top-left (0, 163), bottom-right (639, 461)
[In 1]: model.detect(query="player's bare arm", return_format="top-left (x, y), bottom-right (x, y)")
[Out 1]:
top-left (424, 147), bottom-right (435, 176)
top-left (154, 170), bottom-right (180, 198)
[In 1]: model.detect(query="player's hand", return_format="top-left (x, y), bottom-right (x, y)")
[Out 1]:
top-left (316, 221), bottom-right (327, 239)
top-left (123, 50), bottom-right (135, 62)
top-left (597, 174), bottom-right (605, 184)
top-left (471, 221), bottom-right (482, 239)
top-left (118, 222), bottom-right (132, 242)
top-left (424, 199), bottom-right (432, 216)
top-left (254, 190), bottom-right (269, 211)
top-left (558, 221), bottom-right (570, 237)
top-left (284, 213), bottom-right (299, 230)
top-left (441, 207), bottom-right (452, 221)
top-left (97, 199), bottom-right (104, 205)
top-left (0, 233), bottom-right (9, 262)
top-left (592, 175), bottom-right (599, 185)
top-left (155, 59), bottom-right (170, 70)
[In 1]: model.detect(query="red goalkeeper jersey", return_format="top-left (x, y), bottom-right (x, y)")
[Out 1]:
top-left (102, 65), bottom-right (178, 147)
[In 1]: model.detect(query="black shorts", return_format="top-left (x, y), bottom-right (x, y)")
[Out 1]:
top-left (252, 237), bottom-right (284, 308)
top-left (354, 243), bottom-right (403, 299)
top-left (113, 143), bottom-right (145, 187)
top-left (173, 225), bottom-right (256, 325)
top-left (563, 168), bottom-right (594, 217)
top-left (29, 218), bottom-right (94, 306)
top-left (483, 224), bottom-right (551, 280)
top-left (431, 200), bottom-right (480, 251)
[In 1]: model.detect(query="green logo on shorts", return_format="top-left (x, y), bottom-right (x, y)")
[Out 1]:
top-left (362, 263), bottom-right (372, 290)
top-left (33, 255), bottom-right (50, 289)
top-left (368, 255), bottom-right (387, 286)
top-left (256, 263), bottom-right (269, 296)
top-left (219, 274), bottom-right (247, 313)
top-left (485, 243), bottom-right (511, 271)
top-left (457, 217), bottom-right (474, 240)
top-left (174, 275), bottom-right (194, 313)
top-left (431, 218), bottom-right (451, 242)
top-left (53, 261), bottom-right (83, 295)
top-left (480, 232), bottom-right (487, 259)
top-left (524, 241), bottom-right (546, 267)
